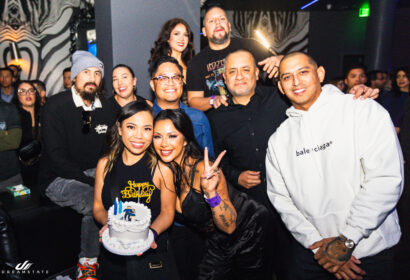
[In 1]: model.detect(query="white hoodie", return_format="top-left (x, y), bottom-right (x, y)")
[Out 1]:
top-left (266, 84), bottom-right (403, 259)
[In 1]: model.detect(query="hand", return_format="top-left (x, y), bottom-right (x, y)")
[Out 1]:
top-left (213, 95), bottom-right (228, 109)
top-left (137, 240), bottom-right (157, 256)
top-left (238, 170), bottom-right (261, 189)
top-left (99, 224), bottom-right (108, 243)
top-left (310, 237), bottom-right (352, 273)
top-left (335, 256), bottom-right (366, 280)
top-left (200, 148), bottom-right (226, 197)
top-left (349, 85), bottom-right (379, 100)
top-left (258, 55), bottom-right (283, 79)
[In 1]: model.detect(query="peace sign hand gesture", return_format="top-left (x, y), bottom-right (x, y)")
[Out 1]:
top-left (201, 147), bottom-right (226, 198)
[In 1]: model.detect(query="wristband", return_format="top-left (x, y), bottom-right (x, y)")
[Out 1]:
top-left (204, 193), bottom-right (221, 208)
top-left (210, 95), bottom-right (216, 107)
top-left (149, 227), bottom-right (158, 240)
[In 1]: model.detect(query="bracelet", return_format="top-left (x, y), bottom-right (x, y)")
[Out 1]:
top-left (149, 227), bottom-right (158, 240)
top-left (204, 193), bottom-right (221, 208)
top-left (210, 95), bottom-right (216, 107)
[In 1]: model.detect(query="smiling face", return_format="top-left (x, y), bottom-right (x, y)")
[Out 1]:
top-left (112, 66), bottom-right (137, 100)
top-left (278, 53), bottom-right (325, 111)
top-left (118, 111), bottom-right (153, 158)
top-left (150, 62), bottom-right (183, 107)
top-left (224, 51), bottom-right (259, 98)
top-left (168, 23), bottom-right (189, 55)
top-left (202, 7), bottom-right (231, 45)
top-left (17, 82), bottom-right (36, 107)
top-left (153, 119), bottom-right (186, 164)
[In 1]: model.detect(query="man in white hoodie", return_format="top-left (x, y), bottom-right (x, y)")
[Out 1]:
top-left (266, 52), bottom-right (403, 280)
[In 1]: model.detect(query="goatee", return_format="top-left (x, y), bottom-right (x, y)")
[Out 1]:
top-left (210, 31), bottom-right (230, 45)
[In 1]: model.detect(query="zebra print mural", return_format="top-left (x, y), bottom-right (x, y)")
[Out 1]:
top-left (226, 10), bottom-right (309, 54)
top-left (0, 0), bottom-right (81, 96)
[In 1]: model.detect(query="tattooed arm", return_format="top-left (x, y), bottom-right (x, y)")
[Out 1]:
top-left (209, 173), bottom-right (237, 234)
top-left (196, 149), bottom-right (237, 234)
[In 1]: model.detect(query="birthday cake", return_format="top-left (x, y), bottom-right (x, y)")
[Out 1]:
top-left (102, 200), bottom-right (154, 255)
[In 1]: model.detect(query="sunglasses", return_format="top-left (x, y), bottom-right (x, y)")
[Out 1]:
top-left (82, 111), bottom-right (92, 134)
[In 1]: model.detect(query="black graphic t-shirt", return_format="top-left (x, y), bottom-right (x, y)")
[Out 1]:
top-left (186, 38), bottom-right (271, 98)
top-left (102, 153), bottom-right (161, 222)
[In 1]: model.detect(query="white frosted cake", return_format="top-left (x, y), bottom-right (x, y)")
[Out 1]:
top-left (102, 201), bottom-right (153, 255)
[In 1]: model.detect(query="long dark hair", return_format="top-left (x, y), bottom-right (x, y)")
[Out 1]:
top-left (154, 109), bottom-right (203, 196)
top-left (391, 67), bottom-right (409, 93)
top-left (14, 80), bottom-right (42, 122)
top-left (105, 101), bottom-right (156, 173)
top-left (148, 18), bottom-right (195, 70)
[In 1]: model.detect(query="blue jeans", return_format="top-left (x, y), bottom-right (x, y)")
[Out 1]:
top-left (45, 177), bottom-right (100, 259)
top-left (288, 240), bottom-right (394, 280)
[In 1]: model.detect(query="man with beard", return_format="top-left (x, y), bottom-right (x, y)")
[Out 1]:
top-left (187, 5), bottom-right (282, 112)
top-left (39, 51), bottom-right (115, 280)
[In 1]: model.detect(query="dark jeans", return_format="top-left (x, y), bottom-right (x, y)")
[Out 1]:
top-left (289, 240), bottom-right (394, 280)
top-left (45, 177), bottom-right (100, 259)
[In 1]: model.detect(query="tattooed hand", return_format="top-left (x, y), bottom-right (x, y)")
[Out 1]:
top-left (310, 236), bottom-right (354, 273)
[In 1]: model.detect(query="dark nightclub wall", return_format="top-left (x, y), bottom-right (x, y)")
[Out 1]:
top-left (309, 8), bottom-right (410, 80)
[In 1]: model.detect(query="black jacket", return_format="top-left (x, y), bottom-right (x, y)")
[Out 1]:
top-left (208, 86), bottom-right (289, 210)
top-left (39, 90), bottom-right (116, 191)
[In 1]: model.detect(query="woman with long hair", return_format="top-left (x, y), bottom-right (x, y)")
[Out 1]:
top-left (14, 80), bottom-right (42, 186)
top-left (108, 64), bottom-right (152, 115)
top-left (93, 101), bottom-right (177, 279)
top-left (149, 18), bottom-right (195, 104)
top-left (381, 67), bottom-right (410, 133)
top-left (153, 109), bottom-right (271, 279)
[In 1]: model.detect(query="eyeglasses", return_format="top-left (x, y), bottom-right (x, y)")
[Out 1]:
top-left (17, 88), bottom-right (36, 96)
top-left (152, 75), bottom-right (183, 85)
top-left (82, 111), bottom-right (91, 134)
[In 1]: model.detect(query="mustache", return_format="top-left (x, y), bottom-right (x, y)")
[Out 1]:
top-left (85, 82), bottom-right (98, 88)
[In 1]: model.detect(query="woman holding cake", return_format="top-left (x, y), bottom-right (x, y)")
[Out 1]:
top-left (93, 101), bottom-right (178, 279)
top-left (153, 109), bottom-right (271, 279)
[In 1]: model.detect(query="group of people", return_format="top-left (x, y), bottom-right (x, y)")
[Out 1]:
top-left (329, 64), bottom-right (409, 133)
top-left (0, 4), bottom-right (407, 280)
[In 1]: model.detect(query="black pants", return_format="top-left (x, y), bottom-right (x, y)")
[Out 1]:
top-left (169, 223), bottom-right (206, 280)
top-left (288, 240), bottom-right (395, 280)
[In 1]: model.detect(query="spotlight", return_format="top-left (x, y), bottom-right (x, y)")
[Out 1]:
top-left (10, 42), bottom-right (22, 64)
top-left (255, 30), bottom-right (277, 55)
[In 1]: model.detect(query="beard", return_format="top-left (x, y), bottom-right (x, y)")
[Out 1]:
top-left (77, 82), bottom-right (99, 103)
top-left (209, 29), bottom-right (230, 45)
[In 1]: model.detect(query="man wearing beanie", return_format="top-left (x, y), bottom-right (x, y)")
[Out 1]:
top-left (39, 50), bottom-right (116, 279)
